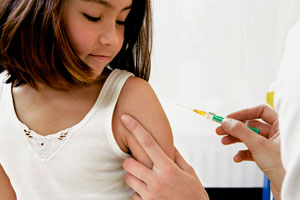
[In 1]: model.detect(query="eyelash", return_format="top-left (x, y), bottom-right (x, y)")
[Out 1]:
top-left (116, 20), bottom-right (125, 25)
top-left (84, 14), bottom-right (100, 22)
top-left (83, 14), bottom-right (126, 25)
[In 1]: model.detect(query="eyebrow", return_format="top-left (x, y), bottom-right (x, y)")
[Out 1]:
top-left (82, 0), bottom-right (131, 11)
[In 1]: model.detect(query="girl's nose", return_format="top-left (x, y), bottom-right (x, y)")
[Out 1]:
top-left (99, 22), bottom-right (119, 46)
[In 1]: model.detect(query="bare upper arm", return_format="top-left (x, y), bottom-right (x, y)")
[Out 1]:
top-left (112, 77), bottom-right (174, 168)
top-left (0, 164), bottom-right (16, 200)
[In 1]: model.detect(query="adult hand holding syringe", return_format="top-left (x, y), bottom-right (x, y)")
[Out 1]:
top-left (179, 104), bottom-right (260, 133)
top-left (216, 104), bottom-right (285, 200)
top-left (179, 104), bottom-right (284, 199)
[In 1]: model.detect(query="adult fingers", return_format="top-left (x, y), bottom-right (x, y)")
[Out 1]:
top-left (131, 192), bottom-right (142, 200)
top-left (174, 147), bottom-right (193, 172)
top-left (121, 114), bottom-right (171, 169)
top-left (216, 126), bottom-right (228, 135)
top-left (218, 119), bottom-right (274, 140)
top-left (123, 157), bottom-right (153, 184)
top-left (218, 120), bottom-right (270, 145)
top-left (125, 173), bottom-right (147, 198)
top-left (227, 104), bottom-right (278, 126)
top-left (221, 118), bottom-right (265, 151)
top-left (234, 150), bottom-right (254, 162)
top-left (220, 135), bottom-right (255, 162)
top-left (221, 135), bottom-right (241, 145)
top-left (245, 120), bottom-right (273, 138)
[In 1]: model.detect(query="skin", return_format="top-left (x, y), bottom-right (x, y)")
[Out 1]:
top-left (121, 105), bottom-right (285, 200)
top-left (0, 0), bottom-right (174, 198)
top-left (0, 165), bottom-right (16, 200)
top-left (63, 0), bottom-right (131, 78)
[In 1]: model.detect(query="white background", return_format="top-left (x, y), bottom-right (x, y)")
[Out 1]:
top-left (149, 0), bottom-right (300, 187)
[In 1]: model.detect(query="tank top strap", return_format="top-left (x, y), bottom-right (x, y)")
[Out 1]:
top-left (97, 68), bottom-right (134, 158)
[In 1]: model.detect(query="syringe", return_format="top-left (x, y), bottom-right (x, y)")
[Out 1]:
top-left (179, 105), bottom-right (260, 134)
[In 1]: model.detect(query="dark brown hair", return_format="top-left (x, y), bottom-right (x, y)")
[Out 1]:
top-left (0, 0), bottom-right (152, 90)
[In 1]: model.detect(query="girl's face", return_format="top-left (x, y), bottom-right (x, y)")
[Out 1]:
top-left (63, 0), bottom-right (132, 78)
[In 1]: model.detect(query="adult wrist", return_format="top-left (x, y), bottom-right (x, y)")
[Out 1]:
top-left (270, 167), bottom-right (286, 200)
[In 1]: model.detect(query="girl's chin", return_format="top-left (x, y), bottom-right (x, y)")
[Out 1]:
top-left (83, 58), bottom-right (109, 78)
top-left (91, 66), bottom-right (106, 78)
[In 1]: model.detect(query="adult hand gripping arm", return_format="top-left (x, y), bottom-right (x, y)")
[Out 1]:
top-left (121, 114), bottom-right (209, 200)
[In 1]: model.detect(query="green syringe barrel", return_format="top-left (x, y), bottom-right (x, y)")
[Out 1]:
top-left (212, 114), bottom-right (260, 134)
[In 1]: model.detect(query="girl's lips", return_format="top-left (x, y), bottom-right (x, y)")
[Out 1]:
top-left (90, 54), bottom-right (111, 61)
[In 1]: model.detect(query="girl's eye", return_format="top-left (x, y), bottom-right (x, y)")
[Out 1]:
top-left (83, 14), bottom-right (100, 22)
top-left (116, 20), bottom-right (125, 26)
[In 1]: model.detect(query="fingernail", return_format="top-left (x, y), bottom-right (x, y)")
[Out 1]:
top-left (121, 114), bottom-right (131, 125)
top-left (222, 118), bottom-right (234, 132)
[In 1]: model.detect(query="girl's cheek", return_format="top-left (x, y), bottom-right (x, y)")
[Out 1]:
top-left (68, 27), bottom-right (94, 56)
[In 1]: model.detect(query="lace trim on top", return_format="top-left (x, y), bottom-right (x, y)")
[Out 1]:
top-left (6, 68), bottom-right (118, 161)
top-left (23, 127), bottom-right (71, 160)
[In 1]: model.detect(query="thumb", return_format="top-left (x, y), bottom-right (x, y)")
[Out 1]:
top-left (222, 118), bottom-right (262, 151)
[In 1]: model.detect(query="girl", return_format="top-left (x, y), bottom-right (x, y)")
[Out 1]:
top-left (0, 0), bottom-right (174, 199)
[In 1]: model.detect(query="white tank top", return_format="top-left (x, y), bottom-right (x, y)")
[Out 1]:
top-left (0, 69), bottom-right (134, 200)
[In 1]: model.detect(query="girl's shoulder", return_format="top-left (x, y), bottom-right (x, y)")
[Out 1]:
top-left (113, 76), bottom-right (174, 167)
top-left (118, 76), bottom-right (160, 114)
top-left (122, 76), bottom-right (152, 98)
